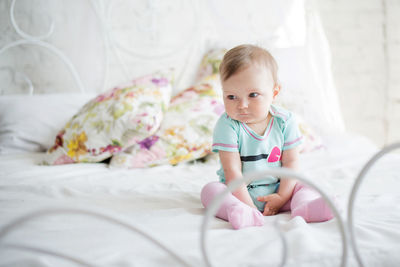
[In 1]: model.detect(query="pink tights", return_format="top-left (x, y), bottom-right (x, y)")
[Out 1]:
top-left (200, 182), bottom-right (334, 230)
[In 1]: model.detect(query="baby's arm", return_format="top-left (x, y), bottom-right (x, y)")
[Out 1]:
top-left (219, 151), bottom-right (258, 209)
top-left (257, 147), bottom-right (299, 215)
top-left (276, 146), bottom-right (299, 200)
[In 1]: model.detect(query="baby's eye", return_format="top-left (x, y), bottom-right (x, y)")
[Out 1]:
top-left (249, 92), bottom-right (259, 98)
top-left (227, 95), bottom-right (236, 100)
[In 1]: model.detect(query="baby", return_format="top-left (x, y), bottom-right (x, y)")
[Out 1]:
top-left (201, 44), bottom-right (334, 229)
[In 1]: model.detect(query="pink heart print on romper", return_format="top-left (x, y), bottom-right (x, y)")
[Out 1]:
top-left (267, 146), bottom-right (281, 162)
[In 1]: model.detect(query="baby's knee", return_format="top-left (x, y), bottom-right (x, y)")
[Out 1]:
top-left (200, 182), bottom-right (226, 206)
top-left (201, 182), bottom-right (227, 195)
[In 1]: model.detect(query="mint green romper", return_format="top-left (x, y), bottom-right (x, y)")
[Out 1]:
top-left (212, 105), bottom-right (304, 212)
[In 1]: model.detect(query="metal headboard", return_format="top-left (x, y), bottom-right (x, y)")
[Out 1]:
top-left (0, 0), bottom-right (203, 95)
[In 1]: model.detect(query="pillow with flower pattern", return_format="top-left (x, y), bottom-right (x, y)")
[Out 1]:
top-left (109, 49), bottom-right (226, 168)
top-left (44, 69), bottom-right (174, 164)
top-left (195, 48), bottom-right (226, 91)
top-left (109, 82), bottom-right (224, 168)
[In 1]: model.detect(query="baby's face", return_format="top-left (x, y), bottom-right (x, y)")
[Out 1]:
top-left (222, 63), bottom-right (278, 126)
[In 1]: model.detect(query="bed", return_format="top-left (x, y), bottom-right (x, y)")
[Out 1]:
top-left (1, 1), bottom-right (400, 266)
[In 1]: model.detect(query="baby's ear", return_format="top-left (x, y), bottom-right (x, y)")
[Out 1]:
top-left (273, 84), bottom-right (281, 98)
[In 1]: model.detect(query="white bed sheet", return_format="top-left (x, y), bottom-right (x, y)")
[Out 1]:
top-left (0, 134), bottom-right (399, 267)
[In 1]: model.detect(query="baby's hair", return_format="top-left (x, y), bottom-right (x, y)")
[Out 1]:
top-left (219, 44), bottom-right (278, 84)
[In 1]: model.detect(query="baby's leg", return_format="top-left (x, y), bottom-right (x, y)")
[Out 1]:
top-left (289, 183), bottom-right (334, 222)
top-left (201, 182), bottom-right (264, 229)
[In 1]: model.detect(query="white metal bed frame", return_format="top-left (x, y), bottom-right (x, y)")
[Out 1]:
top-left (1, 1), bottom-right (399, 266)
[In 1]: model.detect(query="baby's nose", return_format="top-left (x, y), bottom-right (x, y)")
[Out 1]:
top-left (238, 99), bottom-right (248, 109)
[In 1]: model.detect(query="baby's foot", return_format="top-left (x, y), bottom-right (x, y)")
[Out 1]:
top-left (226, 204), bottom-right (264, 230)
top-left (292, 197), bottom-right (334, 223)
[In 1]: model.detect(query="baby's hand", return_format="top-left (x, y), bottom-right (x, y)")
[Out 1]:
top-left (257, 194), bottom-right (286, 216)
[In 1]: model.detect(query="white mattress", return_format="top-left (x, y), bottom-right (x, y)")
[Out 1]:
top-left (0, 134), bottom-right (399, 267)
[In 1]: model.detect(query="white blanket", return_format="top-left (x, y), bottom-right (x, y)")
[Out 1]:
top-left (0, 134), bottom-right (399, 267)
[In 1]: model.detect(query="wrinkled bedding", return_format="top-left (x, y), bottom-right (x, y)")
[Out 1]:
top-left (0, 133), bottom-right (399, 267)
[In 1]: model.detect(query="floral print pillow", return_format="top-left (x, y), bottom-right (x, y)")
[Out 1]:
top-left (44, 69), bottom-right (174, 164)
top-left (109, 83), bottom-right (224, 168)
top-left (195, 48), bottom-right (226, 92)
top-left (108, 49), bottom-right (226, 168)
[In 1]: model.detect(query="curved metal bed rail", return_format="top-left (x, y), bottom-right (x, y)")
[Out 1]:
top-left (0, 39), bottom-right (87, 94)
top-left (0, 208), bottom-right (193, 267)
top-left (347, 142), bottom-right (400, 267)
top-left (0, 0), bottom-right (88, 94)
top-left (2, 243), bottom-right (94, 267)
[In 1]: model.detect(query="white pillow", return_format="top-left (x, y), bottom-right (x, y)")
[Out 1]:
top-left (0, 94), bottom-right (95, 154)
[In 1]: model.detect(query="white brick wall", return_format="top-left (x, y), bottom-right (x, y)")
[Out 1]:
top-left (317, 0), bottom-right (400, 147)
